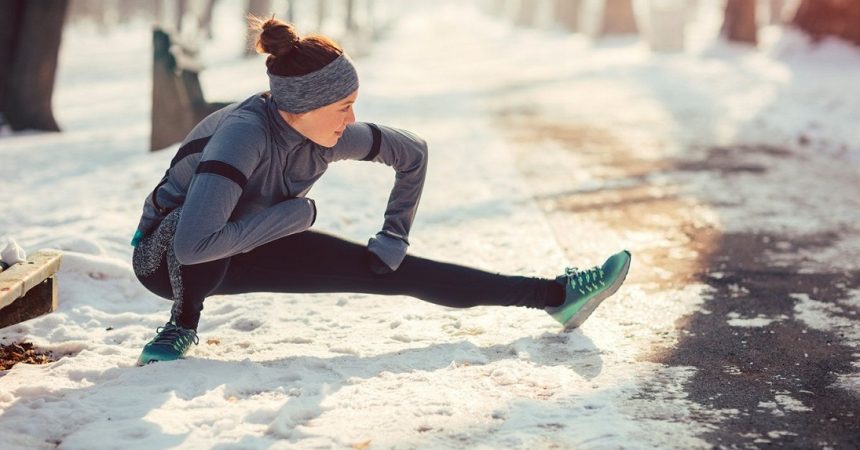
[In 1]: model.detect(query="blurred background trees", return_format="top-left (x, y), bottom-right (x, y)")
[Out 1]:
top-left (793, 0), bottom-right (860, 45)
top-left (486, 0), bottom-right (860, 48)
top-left (244, 0), bottom-right (271, 57)
top-left (601, 0), bottom-right (638, 36)
top-left (721, 0), bottom-right (758, 44)
top-left (2, 0), bottom-right (860, 135)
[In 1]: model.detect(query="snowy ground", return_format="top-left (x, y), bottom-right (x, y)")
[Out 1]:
top-left (1, 1), bottom-right (859, 449)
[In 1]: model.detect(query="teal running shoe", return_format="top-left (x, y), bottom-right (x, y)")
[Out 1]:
top-left (137, 321), bottom-right (199, 366)
top-left (546, 250), bottom-right (632, 330)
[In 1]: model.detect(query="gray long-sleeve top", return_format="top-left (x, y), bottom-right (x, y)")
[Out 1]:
top-left (134, 92), bottom-right (428, 268)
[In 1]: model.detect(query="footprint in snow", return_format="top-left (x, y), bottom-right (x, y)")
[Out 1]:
top-left (231, 318), bottom-right (262, 331)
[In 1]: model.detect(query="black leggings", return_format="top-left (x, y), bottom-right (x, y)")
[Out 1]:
top-left (133, 229), bottom-right (565, 330)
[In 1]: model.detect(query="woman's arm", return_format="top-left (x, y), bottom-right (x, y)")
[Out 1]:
top-left (328, 122), bottom-right (429, 272)
top-left (173, 121), bottom-right (316, 265)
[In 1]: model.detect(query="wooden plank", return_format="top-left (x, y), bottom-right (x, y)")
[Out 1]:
top-left (0, 249), bottom-right (63, 310)
top-left (0, 277), bottom-right (56, 329)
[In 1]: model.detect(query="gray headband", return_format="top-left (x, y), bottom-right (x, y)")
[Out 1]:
top-left (268, 53), bottom-right (359, 114)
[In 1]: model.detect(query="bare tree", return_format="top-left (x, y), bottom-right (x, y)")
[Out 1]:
top-left (554, 0), bottom-right (582, 32)
top-left (769, 0), bottom-right (785, 24)
top-left (200, 0), bottom-right (219, 40)
top-left (0, 0), bottom-right (70, 132)
top-left (600, 0), bottom-right (637, 36)
top-left (286, 0), bottom-right (296, 23)
top-left (245, 0), bottom-right (272, 56)
top-left (721, 0), bottom-right (757, 45)
top-left (346, 0), bottom-right (357, 31)
top-left (793, 0), bottom-right (860, 45)
top-left (176, 0), bottom-right (188, 32)
top-left (317, 0), bottom-right (329, 32)
top-left (67, 0), bottom-right (109, 31)
top-left (516, 0), bottom-right (539, 27)
top-left (117, 0), bottom-right (159, 25)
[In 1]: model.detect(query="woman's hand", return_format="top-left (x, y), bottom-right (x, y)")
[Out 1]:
top-left (367, 231), bottom-right (409, 274)
top-left (368, 251), bottom-right (394, 275)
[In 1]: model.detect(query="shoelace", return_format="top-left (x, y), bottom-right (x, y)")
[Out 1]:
top-left (564, 266), bottom-right (606, 295)
top-left (153, 323), bottom-right (200, 349)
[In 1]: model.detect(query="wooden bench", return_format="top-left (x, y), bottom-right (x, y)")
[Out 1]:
top-left (150, 27), bottom-right (231, 152)
top-left (0, 250), bottom-right (63, 329)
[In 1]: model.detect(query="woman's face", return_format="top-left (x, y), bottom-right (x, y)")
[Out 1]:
top-left (282, 90), bottom-right (358, 148)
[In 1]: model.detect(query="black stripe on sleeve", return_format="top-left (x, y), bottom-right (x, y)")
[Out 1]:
top-left (362, 123), bottom-right (382, 161)
top-left (170, 136), bottom-right (211, 167)
top-left (196, 160), bottom-right (248, 189)
top-left (308, 198), bottom-right (317, 226)
top-left (150, 136), bottom-right (213, 214)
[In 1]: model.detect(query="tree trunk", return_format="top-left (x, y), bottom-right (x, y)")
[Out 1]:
top-left (176, 0), bottom-right (187, 32)
top-left (600, 0), bottom-right (638, 36)
top-left (516, 0), bottom-right (539, 27)
top-left (286, 0), bottom-right (296, 23)
top-left (346, 0), bottom-right (357, 31)
top-left (0, 0), bottom-right (19, 116)
top-left (317, 0), bottom-right (328, 32)
top-left (769, 0), bottom-right (785, 24)
top-left (793, 0), bottom-right (860, 45)
top-left (154, 0), bottom-right (166, 28)
top-left (200, 0), bottom-right (218, 40)
top-left (721, 0), bottom-right (757, 45)
top-left (244, 0), bottom-right (272, 56)
top-left (554, 0), bottom-right (582, 32)
top-left (0, 0), bottom-right (69, 132)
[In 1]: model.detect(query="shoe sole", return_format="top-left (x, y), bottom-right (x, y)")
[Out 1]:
top-left (564, 251), bottom-right (632, 330)
top-left (137, 352), bottom-right (186, 366)
top-left (137, 357), bottom-right (185, 367)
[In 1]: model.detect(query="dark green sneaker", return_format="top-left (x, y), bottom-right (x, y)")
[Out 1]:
top-left (546, 250), bottom-right (632, 330)
top-left (137, 322), bottom-right (199, 366)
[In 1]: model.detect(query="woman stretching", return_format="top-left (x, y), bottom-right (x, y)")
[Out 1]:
top-left (131, 16), bottom-right (631, 365)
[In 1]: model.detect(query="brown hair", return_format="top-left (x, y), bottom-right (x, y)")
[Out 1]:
top-left (249, 15), bottom-right (343, 76)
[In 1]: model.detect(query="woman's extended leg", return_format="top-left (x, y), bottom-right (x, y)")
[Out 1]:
top-left (134, 226), bottom-right (562, 331)
top-left (133, 223), bottom-right (628, 366)
top-left (217, 230), bottom-right (565, 311)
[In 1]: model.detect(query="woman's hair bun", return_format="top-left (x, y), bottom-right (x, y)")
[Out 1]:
top-left (252, 15), bottom-right (301, 58)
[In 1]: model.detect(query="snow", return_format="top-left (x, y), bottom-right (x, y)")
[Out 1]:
top-left (0, 235), bottom-right (27, 266)
top-left (792, 292), bottom-right (860, 344)
top-left (757, 392), bottom-right (813, 416)
top-left (726, 312), bottom-right (787, 328)
top-left (2, 1), bottom-right (859, 448)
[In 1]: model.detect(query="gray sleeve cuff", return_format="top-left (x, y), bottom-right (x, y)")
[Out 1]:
top-left (367, 232), bottom-right (409, 272)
